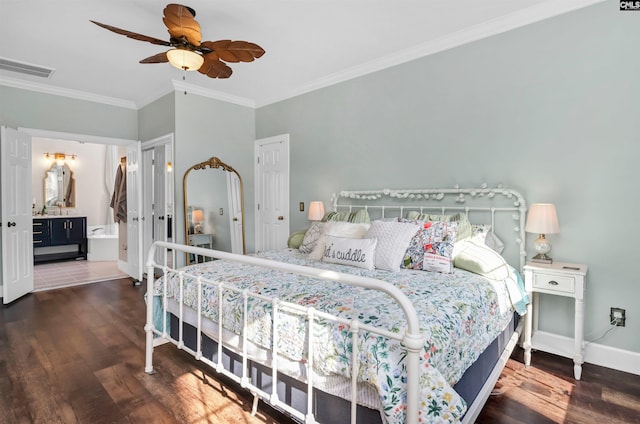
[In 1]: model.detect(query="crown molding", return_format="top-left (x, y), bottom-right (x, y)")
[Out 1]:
top-left (171, 80), bottom-right (256, 108)
top-left (0, 75), bottom-right (137, 110)
top-left (255, 0), bottom-right (606, 108)
top-left (1, 0), bottom-right (605, 110)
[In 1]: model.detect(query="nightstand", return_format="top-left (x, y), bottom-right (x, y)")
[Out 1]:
top-left (523, 261), bottom-right (588, 380)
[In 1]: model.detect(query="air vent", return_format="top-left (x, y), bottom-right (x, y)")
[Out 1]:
top-left (0, 57), bottom-right (55, 78)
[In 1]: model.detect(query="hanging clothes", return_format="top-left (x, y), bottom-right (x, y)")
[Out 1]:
top-left (110, 160), bottom-right (127, 223)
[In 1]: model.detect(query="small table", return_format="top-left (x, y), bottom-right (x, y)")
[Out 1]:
top-left (188, 233), bottom-right (213, 263)
top-left (523, 261), bottom-right (588, 380)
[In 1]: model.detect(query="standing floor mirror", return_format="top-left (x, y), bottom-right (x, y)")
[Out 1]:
top-left (183, 157), bottom-right (245, 264)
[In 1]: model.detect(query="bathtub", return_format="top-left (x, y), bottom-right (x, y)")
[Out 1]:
top-left (87, 225), bottom-right (119, 261)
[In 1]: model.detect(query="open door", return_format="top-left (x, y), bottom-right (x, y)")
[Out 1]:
top-left (226, 171), bottom-right (244, 254)
top-left (126, 141), bottom-right (143, 282)
top-left (1, 126), bottom-right (34, 303)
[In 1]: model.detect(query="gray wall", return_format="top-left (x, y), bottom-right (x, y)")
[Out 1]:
top-left (0, 86), bottom-right (137, 139)
top-left (256, 2), bottom-right (640, 353)
top-left (173, 92), bottom-right (256, 252)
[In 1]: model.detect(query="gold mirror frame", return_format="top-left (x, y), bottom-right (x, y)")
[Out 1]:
top-left (183, 157), bottom-right (246, 264)
top-left (44, 162), bottom-right (76, 208)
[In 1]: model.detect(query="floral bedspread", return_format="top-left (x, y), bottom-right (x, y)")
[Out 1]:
top-left (153, 249), bottom-right (523, 423)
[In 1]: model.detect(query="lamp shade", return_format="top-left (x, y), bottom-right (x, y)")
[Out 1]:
top-left (525, 203), bottom-right (559, 234)
top-left (167, 48), bottom-right (204, 71)
top-left (308, 201), bottom-right (325, 221)
top-left (191, 209), bottom-right (204, 223)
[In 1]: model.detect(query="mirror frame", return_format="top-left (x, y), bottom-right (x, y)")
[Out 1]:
top-left (183, 156), bottom-right (246, 262)
top-left (43, 162), bottom-right (76, 208)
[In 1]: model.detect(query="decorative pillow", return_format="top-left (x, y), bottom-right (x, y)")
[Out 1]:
top-left (287, 230), bottom-right (307, 249)
top-left (405, 211), bottom-right (472, 241)
top-left (298, 221), bottom-right (324, 254)
top-left (364, 220), bottom-right (420, 271)
top-left (321, 236), bottom-right (377, 270)
top-left (468, 224), bottom-right (505, 254)
top-left (484, 230), bottom-right (505, 254)
top-left (452, 239), bottom-right (510, 280)
top-left (401, 220), bottom-right (458, 273)
top-left (323, 209), bottom-right (371, 224)
top-left (308, 221), bottom-right (371, 260)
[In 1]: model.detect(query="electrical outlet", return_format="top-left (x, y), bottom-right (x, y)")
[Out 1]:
top-left (299, 202), bottom-right (305, 212)
top-left (610, 307), bottom-right (626, 327)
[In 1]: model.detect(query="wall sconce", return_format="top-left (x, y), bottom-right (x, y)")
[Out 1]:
top-left (308, 201), bottom-right (325, 221)
top-left (525, 203), bottom-right (560, 264)
top-left (167, 161), bottom-right (173, 173)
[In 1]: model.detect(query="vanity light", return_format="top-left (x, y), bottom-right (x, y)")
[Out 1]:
top-left (54, 153), bottom-right (66, 165)
top-left (44, 152), bottom-right (78, 165)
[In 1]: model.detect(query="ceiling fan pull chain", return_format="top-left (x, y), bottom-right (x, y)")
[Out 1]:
top-left (183, 69), bottom-right (188, 95)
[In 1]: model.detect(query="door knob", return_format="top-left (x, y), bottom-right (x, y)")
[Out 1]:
top-left (277, 216), bottom-right (284, 220)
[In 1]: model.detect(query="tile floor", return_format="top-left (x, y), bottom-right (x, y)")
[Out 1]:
top-left (34, 260), bottom-right (129, 291)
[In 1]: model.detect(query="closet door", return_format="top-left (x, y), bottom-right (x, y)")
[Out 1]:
top-left (1, 127), bottom-right (34, 304)
top-left (126, 141), bottom-right (143, 282)
top-left (152, 145), bottom-right (167, 264)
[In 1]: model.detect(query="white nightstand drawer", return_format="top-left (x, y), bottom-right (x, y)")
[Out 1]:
top-left (532, 272), bottom-right (575, 294)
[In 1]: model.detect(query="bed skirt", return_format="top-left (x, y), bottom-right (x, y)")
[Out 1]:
top-left (169, 312), bottom-right (518, 423)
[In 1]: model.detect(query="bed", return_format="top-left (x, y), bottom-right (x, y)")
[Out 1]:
top-left (144, 186), bottom-right (529, 423)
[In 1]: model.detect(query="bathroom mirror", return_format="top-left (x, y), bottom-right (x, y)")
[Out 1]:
top-left (44, 162), bottom-right (76, 208)
top-left (183, 156), bottom-right (245, 264)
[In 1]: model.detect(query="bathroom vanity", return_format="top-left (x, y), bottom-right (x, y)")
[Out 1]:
top-left (33, 216), bottom-right (87, 263)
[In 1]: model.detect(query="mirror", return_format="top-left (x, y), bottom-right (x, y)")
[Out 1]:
top-left (183, 156), bottom-right (245, 264)
top-left (44, 162), bottom-right (76, 208)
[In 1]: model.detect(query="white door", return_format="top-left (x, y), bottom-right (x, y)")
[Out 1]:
top-left (152, 145), bottom-right (167, 263)
top-left (1, 127), bottom-right (34, 304)
top-left (255, 134), bottom-right (290, 252)
top-left (226, 171), bottom-right (244, 254)
top-left (126, 141), bottom-right (143, 281)
top-left (141, 148), bottom-right (154, 265)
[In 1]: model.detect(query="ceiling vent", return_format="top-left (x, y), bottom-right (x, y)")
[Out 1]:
top-left (0, 57), bottom-right (55, 78)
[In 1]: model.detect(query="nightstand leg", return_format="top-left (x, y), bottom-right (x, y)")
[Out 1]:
top-left (524, 293), bottom-right (533, 367)
top-left (573, 297), bottom-right (585, 380)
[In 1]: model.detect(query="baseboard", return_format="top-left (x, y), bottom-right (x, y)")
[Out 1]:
top-left (532, 331), bottom-right (640, 376)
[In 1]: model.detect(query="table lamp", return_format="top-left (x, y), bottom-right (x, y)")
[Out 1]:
top-left (525, 203), bottom-right (559, 264)
top-left (308, 201), bottom-right (325, 221)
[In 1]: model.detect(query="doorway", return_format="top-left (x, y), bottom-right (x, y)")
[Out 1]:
top-left (31, 136), bottom-right (128, 290)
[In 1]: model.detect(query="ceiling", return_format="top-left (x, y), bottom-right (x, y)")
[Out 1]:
top-left (0, 0), bottom-right (602, 109)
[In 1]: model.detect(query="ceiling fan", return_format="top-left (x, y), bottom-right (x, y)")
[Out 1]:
top-left (91, 3), bottom-right (265, 79)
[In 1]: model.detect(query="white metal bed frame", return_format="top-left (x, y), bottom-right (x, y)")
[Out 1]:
top-left (144, 185), bottom-right (527, 424)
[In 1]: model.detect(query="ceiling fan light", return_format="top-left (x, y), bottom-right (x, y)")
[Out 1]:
top-left (167, 49), bottom-right (203, 71)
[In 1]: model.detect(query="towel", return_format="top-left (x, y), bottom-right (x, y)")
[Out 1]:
top-left (110, 165), bottom-right (127, 223)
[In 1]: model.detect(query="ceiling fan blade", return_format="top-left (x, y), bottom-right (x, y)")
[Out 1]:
top-left (140, 52), bottom-right (169, 64)
top-left (200, 40), bottom-right (265, 63)
top-left (90, 20), bottom-right (171, 46)
top-left (198, 55), bottom-right (232, 79)
top-left (163, 3), bottom-right (201, 47)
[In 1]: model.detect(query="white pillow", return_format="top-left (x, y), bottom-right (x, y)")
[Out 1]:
top-left (308, 221), bottom-right (371, 260)
top-left (452, 239), bottom-right (510, 280)
top-left (365, 220), bottom-right (420, 271)
top-left (321, 236), bottom-right (377, 270)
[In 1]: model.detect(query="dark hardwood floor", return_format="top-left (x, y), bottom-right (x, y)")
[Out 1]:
top-left (1, 279), bottom-right (638, 423)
